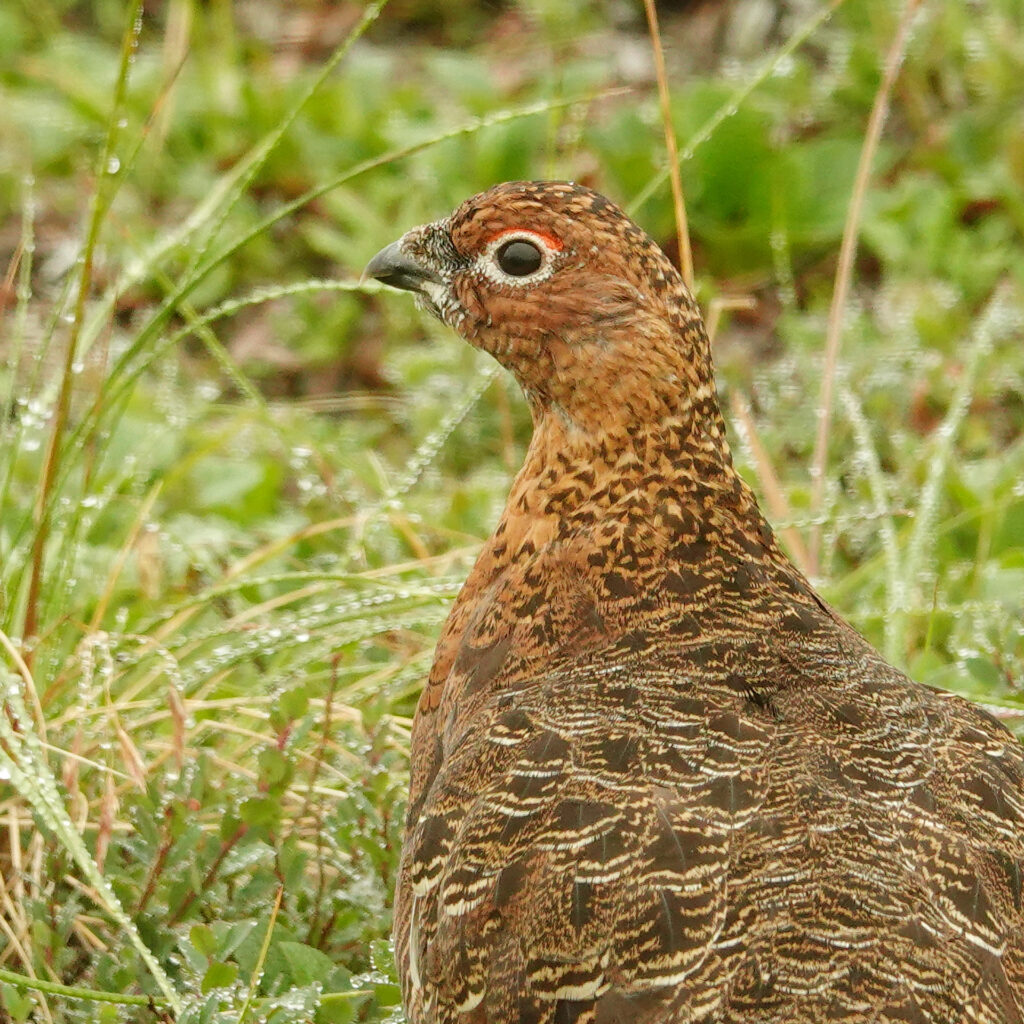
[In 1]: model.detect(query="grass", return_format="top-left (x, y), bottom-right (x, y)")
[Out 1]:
top-left (0, 0), bottom-right (1022, 1019)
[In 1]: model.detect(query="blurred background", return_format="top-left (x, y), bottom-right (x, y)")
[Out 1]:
top-left (0, 0), bottom-right (1022, 1020)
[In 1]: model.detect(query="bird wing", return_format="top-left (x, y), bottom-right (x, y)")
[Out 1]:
top-left (396, 623), bottom-right (1024, 1024)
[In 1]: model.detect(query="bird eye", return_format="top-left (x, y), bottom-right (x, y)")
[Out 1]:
top-left (495, 239), bottom-right (543, 277)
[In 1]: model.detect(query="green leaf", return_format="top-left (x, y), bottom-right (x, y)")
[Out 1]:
top-left (258, 747), bottom-right (293, 790)
top-left (278, 940), bottom-right (336, 986)
top-left (239, 796), bottom-right (283, 829)
top-left (190, 923), bottom-right (218, 958)
top-left (275, 685), bottom-right (311, 725)
top-left (0, 983), bottom-right (34, 1023)
top-left (201, 959), bottom-right (239, 993)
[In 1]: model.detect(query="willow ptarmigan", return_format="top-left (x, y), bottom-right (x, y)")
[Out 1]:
top-left (364, 181), bottom-right (1024, 1024)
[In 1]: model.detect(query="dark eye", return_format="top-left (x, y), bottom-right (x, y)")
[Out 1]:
top-left (495, 239), bottom-right (543, 277)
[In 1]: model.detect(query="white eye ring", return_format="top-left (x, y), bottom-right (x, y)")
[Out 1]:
top-left (476, 230), bottom-right (562, 287)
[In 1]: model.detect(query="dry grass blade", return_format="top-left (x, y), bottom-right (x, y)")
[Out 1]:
top-left (236, 885), bottom-right (284, 1024)
top-left (642, 0), bottom-right (693, 290)
top-left (21, 0), bottom-right (144, 658)
top-left (0, 238), bottom-right (24, 319)
top-left (629, 0), bottom-right (850, 216)
top-left (0, 817), bottom-right (55, 1022)
top-left (0, 630), bottom-right (182, 1013)
top-left (730, 391), bottom-right (812, 576)
top-left (837, 384), bottom-right (905, 662)
top-left (808, 0), bottom-right (924, 574)
top-left (709, 296), bottom-right (812, 572)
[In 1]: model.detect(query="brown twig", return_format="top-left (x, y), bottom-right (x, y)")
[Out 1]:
top-left (167, 823), bottom-right (248, 925)
top-left (642, 0), bottom-right (694, 290)
top-left (135, 810), bottom-right (174, 917)
top-left (808, 0), bottom-right (924, 574)
top-left (304, 658), bottom-right (339, 948)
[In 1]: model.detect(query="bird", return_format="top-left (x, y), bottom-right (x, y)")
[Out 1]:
top-left (364, 181), bottom-right (1024, 1024)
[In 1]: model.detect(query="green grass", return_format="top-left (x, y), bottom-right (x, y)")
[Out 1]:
top-left (0, 0), bottom-right (1022, 1019)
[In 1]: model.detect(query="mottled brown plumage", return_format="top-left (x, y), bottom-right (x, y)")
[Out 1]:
top-left (365, 181), bottom-right (1024, 1024)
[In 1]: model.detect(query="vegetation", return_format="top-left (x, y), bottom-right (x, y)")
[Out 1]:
top-left (0, 0), bottom-right (1021, 1019)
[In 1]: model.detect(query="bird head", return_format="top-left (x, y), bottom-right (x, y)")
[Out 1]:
top-left (365, 181), bottom-right (718, 438)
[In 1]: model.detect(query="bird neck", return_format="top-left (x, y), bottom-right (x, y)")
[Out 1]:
top-left (449, 308), bottom-right (795, 638)
top-left (526, 388), bottom-right (739, 505)
top-left (501, 289), bottom-right (723, 448)
top-left (424, 372), bottom-right (808, 715)
top-left (489, 393), bottom-right (769, 564)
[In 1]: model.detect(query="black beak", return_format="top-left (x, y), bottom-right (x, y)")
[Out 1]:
top-left (363, 240), bottom-right (442, 293)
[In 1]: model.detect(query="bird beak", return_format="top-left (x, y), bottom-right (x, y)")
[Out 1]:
top-left (362, 239), bottom-right (443, 293)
